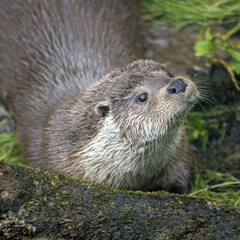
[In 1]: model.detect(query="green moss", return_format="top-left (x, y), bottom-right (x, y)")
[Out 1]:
top-left (1, 160), bottom-right (240, 239)
top-left (91, 189), bottom-right (115, 208)
top-left (119, 208), bottom-right (133, 223)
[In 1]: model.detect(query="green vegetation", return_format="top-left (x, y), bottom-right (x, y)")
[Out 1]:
top-left (185, 109), bottom-right (239, 209)
top-left (0, 132), bottom-right (24, 166)
top-left (141, 0), bottom-right (240, 29)
top-left (141, 0), bottom-right (240, 90)
top-left (186, 112), bottom-right (210, 152)
top-left (186, 110), bottom-right (228, 151)
top-left (194, 24), bottom-right (240, 90)
top-left (190, 162), bottom-right (240, 209)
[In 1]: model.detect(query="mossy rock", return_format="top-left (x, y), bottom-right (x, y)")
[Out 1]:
top-left (0, 161), bottom-right (239, 239)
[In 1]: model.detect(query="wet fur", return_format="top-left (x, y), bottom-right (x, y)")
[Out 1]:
top-left (44, 60), bottom-right (197, 192)
top-left (0, 0), bottom-right (140, 168)
top-left (0, 1), bottom-right (197, 192)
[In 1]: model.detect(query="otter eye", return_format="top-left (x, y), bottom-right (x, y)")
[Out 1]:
top-left (138, 93), bottom-right (148, 104)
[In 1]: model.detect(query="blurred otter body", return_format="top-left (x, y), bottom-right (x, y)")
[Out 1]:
top-left (0, 1), bottom-right (198, 193)
top-left (0, 0), bottom-right (140, 167)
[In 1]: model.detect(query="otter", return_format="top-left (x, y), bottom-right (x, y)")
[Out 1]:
top-left (0, 0), bottom-right (198, 193)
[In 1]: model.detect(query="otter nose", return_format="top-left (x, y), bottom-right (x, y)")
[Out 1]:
top-left (167, 79), bottom-right (187, 94)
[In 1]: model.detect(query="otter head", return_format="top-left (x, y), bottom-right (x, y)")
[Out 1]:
top-left (57, 59), bottom-right (198, 189)
top-left (93, 60), bottom-right (198, 145)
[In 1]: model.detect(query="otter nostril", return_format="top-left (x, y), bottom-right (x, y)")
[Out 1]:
top-left (168, 87), bottom-right (177, 94)
top-left (167, 79), bottom-right (187, 94)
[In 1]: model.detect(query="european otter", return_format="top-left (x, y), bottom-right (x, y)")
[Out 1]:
top-left (0, 0), bottom-right (198, 193)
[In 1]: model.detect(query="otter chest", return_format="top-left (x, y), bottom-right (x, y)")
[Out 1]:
top-left (77, 116), bottom-right (181, 190)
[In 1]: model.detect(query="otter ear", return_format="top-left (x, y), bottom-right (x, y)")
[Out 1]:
top-left (95, 101), bottom-right (111, 117)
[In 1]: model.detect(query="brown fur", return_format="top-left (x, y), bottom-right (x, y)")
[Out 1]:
top-left (0, 0), bottom-right (140, 167)
top-left (0, 1), bottom-right (197, 193)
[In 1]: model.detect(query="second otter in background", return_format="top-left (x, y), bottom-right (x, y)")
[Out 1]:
top-left (0, 0), bottom-right (198, 193)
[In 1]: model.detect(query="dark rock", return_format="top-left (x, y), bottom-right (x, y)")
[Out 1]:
top-left (0, 161), bottom-right (239, 239)
top-left (209, 64), bottom-right (240, 104)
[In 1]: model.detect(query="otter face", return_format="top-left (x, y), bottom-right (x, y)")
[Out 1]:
top-left (96, 60), bottom-right (198, 143)
top-left (75, 60), bottom-right (197, 189)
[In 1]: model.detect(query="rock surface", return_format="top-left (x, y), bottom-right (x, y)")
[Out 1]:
top-left (0, 161), bottom-right (239, 240)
